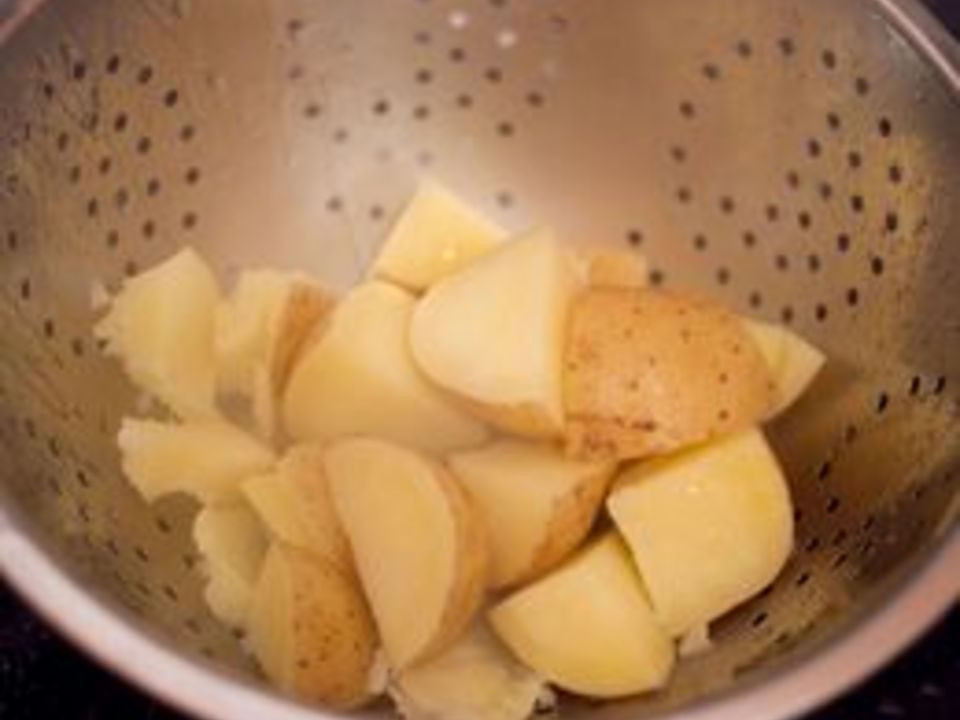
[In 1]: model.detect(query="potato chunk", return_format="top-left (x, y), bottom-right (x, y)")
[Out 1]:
top-left (371, 181), bottom-right (505, 292)
top-left (389, 622), bottom-right (543, 720)
top-left (607, 428), bottom-right (794, 635)
top-left (450, 440), bottom-right (614, 588)
top-left (242, 443), bottom-right (352, 572)
top-left (564, 288), bottom-right (774, 460)
top-left (283, 282), bottom-right (488, 452)
top-left (489, 534), bottom-right (674, 698)
top-left (744, 320), bottom-right (825, 418)
top-left (248, 544), bottom-right (378, 708)
top-left (216, 269), bottom-right (334, 439)
top-left (410, 230), bottom-right (580, 438)
top-left (95, 247), bottom-right (219, 419)
top-left (118, 418), bottom-right (274, 503)
top-left (325, 438), bottom-right (488, 669)
top-left (193, 503), bottom-right (267, 628)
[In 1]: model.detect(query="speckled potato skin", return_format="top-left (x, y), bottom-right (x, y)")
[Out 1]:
top-left (563, 288), bottom-right (774, 461)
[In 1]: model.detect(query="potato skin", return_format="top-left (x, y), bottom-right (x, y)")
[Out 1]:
top-left (248, 544), bottom-right (378, 709)
top-left (564, 288), bottom-right (774, 461)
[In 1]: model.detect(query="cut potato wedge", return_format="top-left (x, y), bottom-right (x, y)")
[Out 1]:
top-left (744, 320), bottom-right (825, 418)
top-left (450, 440), bottom-right (615, 588)
top-left (248, 544), bottom-right (378, 709)
top-left (410, 230), bottom-right (580, 438)
top-left (118, 418), bottom-right (275, 503)
top-left (283, 282), bottom-right (488, 452)
top-left (564, 288), bottom-right (774, 461)
top-left (193, 503), bottom-right (267, 628)
top-left (583, 248), bottom-right (649, 289)
top-left (489, 534), bottom-right (674, 698)
top-left (242, 444), bottom-right (352, 572)
top-left (216, 270), bottom-right (334, 440)
top-left (390, 621), bottom-right (544, 720)
top-left (372, 181), bottom-right (506, 292)
top-left (325, 438), bottom-right (488, 669)
top-left (95, 247), bottom-right (219, 419)
top-left (607, 428), bottom-right (793, 636)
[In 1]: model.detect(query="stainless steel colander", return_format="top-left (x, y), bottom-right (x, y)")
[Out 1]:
top-left (0, 0), bottom-right (957, 718)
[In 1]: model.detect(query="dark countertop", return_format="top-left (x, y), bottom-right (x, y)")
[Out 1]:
top-left (1, 1), bottom-right (957, 719)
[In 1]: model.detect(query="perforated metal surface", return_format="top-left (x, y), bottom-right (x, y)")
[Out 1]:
top-left (0, 1), bottom-right (956, 719)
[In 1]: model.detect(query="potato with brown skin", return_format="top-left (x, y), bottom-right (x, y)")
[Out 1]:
top-left (242, 443), bottom-right (353, 574)
top-left (564, 288), bottom-right (774, 461)
top-left (450, 440), bottom-right (615, 588)
top-left (325, 438), bottom-right (489, 669)
top-left (247, 544), bottom-right (378, 709)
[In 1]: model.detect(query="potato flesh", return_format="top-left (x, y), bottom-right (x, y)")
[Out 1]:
top-left (325, 438), bottom-right (488, 669)
top-left (216, 270), bottom-right (334, 440)
top-left (584, 248), bottom-right (649, 288)
top-left (450, 440), bottom-right (614, 588)
top-left (410, 230), bottom-right (579, 438)
top-left (372, 181), bottom-right (505, 292)
top-left (489, 534), bottom-right (674, 698)
top-left (607, 428), bottom-right (793, 636)
top-left (248, 544), bottom-right (378, 709)
top-left (95, 247), bottom-right (219, 419)
top-left (564, 288), bottom-right (774, 461)
top-left (282, 282), bottom-right (488, 452)
top-left (390, 622), bottom-right (543, 720)
top-left (242, 444), bottom-right (352, 573)
top-left (193, 503), bottom-right (267, 627)
top-left (744, 320), bottom-right (825, 418)
top-left (117, 418), bottom-right (275, 503)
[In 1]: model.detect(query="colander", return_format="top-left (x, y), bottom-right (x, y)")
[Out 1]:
top-left (0, 0), bottom-right (957, 718)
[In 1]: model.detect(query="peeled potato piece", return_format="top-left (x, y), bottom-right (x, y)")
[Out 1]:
top-left (95, 247), bottom-right (219, 419)
top-left (216, 269), bottom-right (334, 440)
top-left (371, 181), bottom-right (506, 292)
top-left (389, 621), bottom-right (544, 720)
top-left (325, 438), bottom-right (488, 669)
top-left (607, 428), bottom-right (794, 636)
top-left (242, 443), bottom-right (352, 573)
top-left (489, 534), bottom-right (674, 698)
top-left (410, 230), bottom-right (580, 438)
top-left (564, 287), bottom-right (774, 461)
top-left (450, 440), bottom-right (615, 588)
top-left (283, 282), bottom-right (488, 453)
top-left (193, 503), bottom-right (267, 628)
top-left (744, 320), bottom-right (826, 418)
top-left (583, 248), bottom-right (649, 289)
top-left (118, 418), bottom-right (275, 504)
top-left (248, 544), bottom-right (378, 709)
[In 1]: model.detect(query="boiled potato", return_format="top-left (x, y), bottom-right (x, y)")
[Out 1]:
top-left (564, 288), bottom-right (774, 461)
top-left (389, 621), bottom-right (544, 720)
top-left (242, 443), bottom-right (352, 573)
top-left (248, 543), bottom-right (378, 709)
top-left (118, 418), bottom-right (275, 503)
top-left (216, 270), bottom-right (334, 439)
top-left (489, 534), bottom-right (674, 698)
top-left (371, 181), bottom-right (506, 292)
top-left (95, 247), bottom-right (219, 419)
top-left (283, 282), bottom-right (488, 453)
top-left (607, 428), bottom-right (793, 636)
top-left (744, 320), bottom-right (825, 418)
top-left (410, 230), bottom-right (580, 438)
top-left (193, 503), bottom-right (267, 628)
top-left (325, 438), bottom-right (488, 669)
top-left (583, 248), bottom-right (649, 288)
top-left (449, 440), bottom-right (615, 588)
